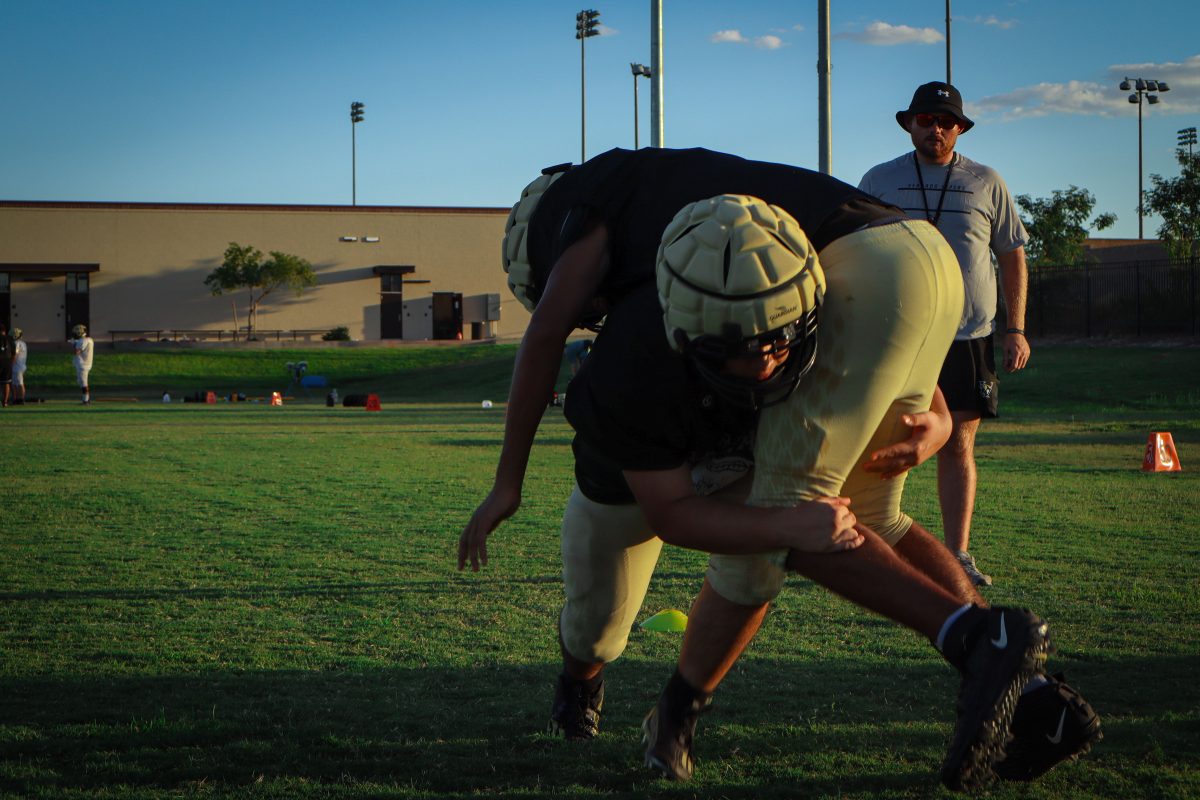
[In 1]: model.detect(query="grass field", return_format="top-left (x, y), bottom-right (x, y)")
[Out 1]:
top-left (1, 343), bottom-right (1198, 799)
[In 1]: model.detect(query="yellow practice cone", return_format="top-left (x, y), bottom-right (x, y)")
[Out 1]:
top-left (640, 609), bottom-right (688, 632)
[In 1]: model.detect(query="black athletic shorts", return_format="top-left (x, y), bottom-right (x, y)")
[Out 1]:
top-left (937, 337), bottom-right (998, 417)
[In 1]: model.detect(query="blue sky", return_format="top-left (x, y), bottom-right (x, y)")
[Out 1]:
top-left (3, 0), bottom-right (1198, 240)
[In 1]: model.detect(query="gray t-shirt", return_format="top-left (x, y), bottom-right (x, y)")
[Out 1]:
top-left (859, 151), bottom-right (1027, 340)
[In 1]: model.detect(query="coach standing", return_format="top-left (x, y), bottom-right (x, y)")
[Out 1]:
top-left (860, 82), bottom-right (1030, 587)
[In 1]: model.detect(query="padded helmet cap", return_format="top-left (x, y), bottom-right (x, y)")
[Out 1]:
top-left (656, 194), bottom-right (825, 409)
top-left (502, 167), bottom-right (568, 313)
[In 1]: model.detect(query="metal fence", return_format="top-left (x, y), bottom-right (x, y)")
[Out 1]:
top-left (1027, 257), bottom-right (1199, 338)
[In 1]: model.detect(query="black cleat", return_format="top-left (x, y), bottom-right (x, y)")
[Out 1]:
top-left (547, 672), bottom-right (604, 740)
top-left (995, 673), bottom-right (1102, 781)
top-left (642, 690), bottom-right (711, 781)
top-left (941, 606), bottom-right (1052, 792)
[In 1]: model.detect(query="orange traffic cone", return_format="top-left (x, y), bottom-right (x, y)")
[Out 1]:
top-left (1142, 432), bottom-right (1181, 472)
top-left (365, 393), bottom-right (381, 412)
top-left (270, 391), bottom-right (283, 407)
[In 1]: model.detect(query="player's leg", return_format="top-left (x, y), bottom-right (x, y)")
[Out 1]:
top-left (642, 577), bottom-right (769, 780)
top-left (77, 364), bottom-right (90, 404)
top-left (936, 337), bottom-right (998, 586)
top-left (752, 221), bottom-right (1048, 790)
top-left (893, 520), bottom-right (1101, 782)
top-left (894, 519), bottom-right (982, 606)
top-left (554, 485), bottom-right (663, 739)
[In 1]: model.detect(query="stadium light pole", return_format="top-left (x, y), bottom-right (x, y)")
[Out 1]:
top-left (576, 9), bottom-right (601, 163)
top-left (350, 101), bottom-right (365, 206)
top-left (1120, 77), bottom-right (1170, 239)
top-left (631, 63), bottom-right (651, 149)
top-left (945, 0), bottom-right (952, 84)
top-left (1179, 126), bottom-right (1198, 158)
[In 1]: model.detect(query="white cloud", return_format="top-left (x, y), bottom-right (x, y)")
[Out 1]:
top-left (836, 21), bottom-right (943, 46)
top-left (964, 14), bottom-right (1018, 30)
top-left (712, 29), bottom-right (747, 44)
top-left (711, 29), bottom-right (787, 50)
top-left (595, 24), bottom-right (618, 37)
top-left (969, 56), bottom-right (1200, 123)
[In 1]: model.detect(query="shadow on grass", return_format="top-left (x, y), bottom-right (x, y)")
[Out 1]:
top-left (3, 655), bottom-right (1197, 798)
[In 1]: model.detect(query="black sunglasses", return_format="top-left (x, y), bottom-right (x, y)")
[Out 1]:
top-left (912, 113), bottom-right (961, 131)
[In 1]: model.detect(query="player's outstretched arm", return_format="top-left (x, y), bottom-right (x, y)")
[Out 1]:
top-left (457, 222), bottom-right (611, 572)
top-left (864, 386), bottom-right (952, 479)
top-left (626, 466), bottom-right (861, 555)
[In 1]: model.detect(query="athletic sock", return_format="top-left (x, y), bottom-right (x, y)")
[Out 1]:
top-left (937, 603), bottom-right (989, 672)
top-left (935, 604), bottom-right (974, 652)
top-left (664, 669), bottom-right (712, 713)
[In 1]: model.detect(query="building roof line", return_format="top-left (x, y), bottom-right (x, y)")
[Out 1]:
top-left (0, 200), bottom-right (509, 216)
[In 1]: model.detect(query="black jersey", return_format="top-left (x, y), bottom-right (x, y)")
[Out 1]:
top-left (564, 284), bottom-right (756, 505)
top-left (525, 147), bottom-right (902, 308)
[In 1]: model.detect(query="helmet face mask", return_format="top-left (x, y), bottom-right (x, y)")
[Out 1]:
top-left (676, 307), bottom-right (819, 411)
top-left (657, 194), bottom-right (825, 411)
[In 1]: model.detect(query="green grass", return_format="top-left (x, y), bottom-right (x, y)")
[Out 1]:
top-left (19, 343), bottom-right (523, 403)
top-left (1, 344), bottom-right (1198, 799)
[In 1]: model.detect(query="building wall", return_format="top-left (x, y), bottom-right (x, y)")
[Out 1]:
top-left (0, 201), bottom-right (530, 342)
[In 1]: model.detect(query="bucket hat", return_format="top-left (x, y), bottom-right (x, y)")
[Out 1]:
top-left (896, 81), bottom-right (974, 132)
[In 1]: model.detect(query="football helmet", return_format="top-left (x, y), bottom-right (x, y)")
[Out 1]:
top-left (657, 194), bottom-right (824, 410)
top-left (71, 324), bottom-right (88, 338)
top-left (501, 165), bottom-right (570, 314)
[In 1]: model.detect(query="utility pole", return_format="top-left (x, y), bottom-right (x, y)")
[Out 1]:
top-left (650, 0), bottom-right (664, 147)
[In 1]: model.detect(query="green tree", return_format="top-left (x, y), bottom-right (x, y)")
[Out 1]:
top-left (204, 243), bottom-right (318, 334)
top-left (1016, 186), bottom-right (1117, 268)
top-left (1145, 151), bottom-right (1200, 259)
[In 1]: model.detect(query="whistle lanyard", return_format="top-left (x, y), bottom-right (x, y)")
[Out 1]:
top-left (912, 153), bottom-right (955, 227)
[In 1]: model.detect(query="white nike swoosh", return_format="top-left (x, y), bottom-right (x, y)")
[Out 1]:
top-left (1047, 709), bottom-right (1067, 744)
top-left (991, 613), bottom-right (1008, 649)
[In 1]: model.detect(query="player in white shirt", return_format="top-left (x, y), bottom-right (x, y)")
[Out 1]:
top-left (70, 324), bottom-right (94, 405)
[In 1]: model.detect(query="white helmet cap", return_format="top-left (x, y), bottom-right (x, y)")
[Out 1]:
top-left (502, 169), bottom-right (567, 313)
top-left (657, 194), bottom-right (825, 409)
top-left (71, 324), bottom-right (88, 338)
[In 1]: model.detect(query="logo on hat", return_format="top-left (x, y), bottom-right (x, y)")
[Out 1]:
top-left (937, 89), bottom-right (950, 98)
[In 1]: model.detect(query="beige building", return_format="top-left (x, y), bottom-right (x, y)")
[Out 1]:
top-left (0, 201), bottom-right (528, 343)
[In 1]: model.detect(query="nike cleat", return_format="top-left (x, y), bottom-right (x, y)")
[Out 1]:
top-left (547, 672), bottom-right (604, 740)
top-left (941, 606), bottom-right (1052, 792)
top-left (995, 673), bottom-right (1102, 781)
top-left (642, 690), bottom-right (711, 781)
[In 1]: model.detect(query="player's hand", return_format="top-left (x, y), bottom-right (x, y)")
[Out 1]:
top-left (864, 407), bottom-right (952, 480)
top-left (785, 496), bottom-right (862, 553)
top-left (1004, 331), bottom-right (1030, 372)
top-left (458, 485), bottom-right (521, 572)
